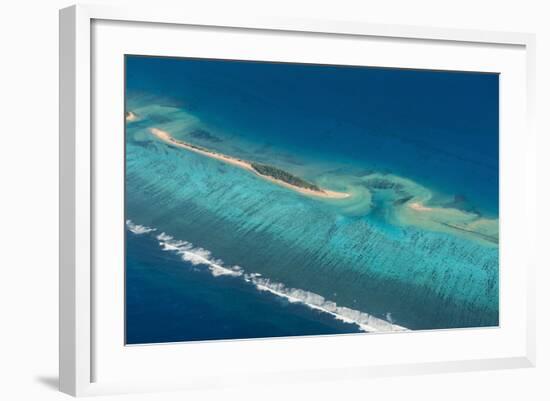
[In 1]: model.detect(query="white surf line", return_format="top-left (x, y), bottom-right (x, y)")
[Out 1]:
top-left (156, 232), bottom-right (243, 277)
top-left (249, 278), bottom-right (408, 333)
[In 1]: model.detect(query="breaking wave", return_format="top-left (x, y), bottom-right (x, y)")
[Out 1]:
top-left (126, 220), bottom-right (156, 235)
top-left (127, 221), bottom-right (408, 333)
top-left (156, 232), bottom-right (243, 277)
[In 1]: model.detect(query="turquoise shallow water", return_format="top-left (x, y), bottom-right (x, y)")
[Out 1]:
top-left (125, 56), bottom-right (499, 343)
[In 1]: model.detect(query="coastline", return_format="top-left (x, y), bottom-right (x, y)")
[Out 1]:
top-left (149, 127), bottom-right (350, 199)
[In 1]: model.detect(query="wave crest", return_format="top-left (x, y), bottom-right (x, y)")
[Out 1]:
top-left (157, 232), bottom-right (243, 277)
top-left (126, 219), bottom-right (156, 235)
top-left (250, 277), bottom-right (406, 332)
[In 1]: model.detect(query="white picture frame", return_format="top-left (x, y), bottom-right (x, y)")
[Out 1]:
top-left (59, 3), bottom-right (536, 397)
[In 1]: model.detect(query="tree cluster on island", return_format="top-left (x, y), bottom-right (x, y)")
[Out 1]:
top-left (250, 162), bottom-right (322, 192)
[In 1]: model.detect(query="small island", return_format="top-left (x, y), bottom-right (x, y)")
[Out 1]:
top-left (149, 128), bottom-right (350, 199)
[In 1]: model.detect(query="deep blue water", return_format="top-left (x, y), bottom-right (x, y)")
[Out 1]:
top-left (125, 55), bottom-right (499, 344)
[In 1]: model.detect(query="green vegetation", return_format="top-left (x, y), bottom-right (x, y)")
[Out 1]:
top-left (250, 163), bottom-right (321, 192)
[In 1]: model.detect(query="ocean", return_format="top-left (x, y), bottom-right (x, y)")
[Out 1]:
top-left (125, 55), bottom-right (499, 344)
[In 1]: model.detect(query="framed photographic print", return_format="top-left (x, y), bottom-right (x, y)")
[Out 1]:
top-left (59, 4), bottom-right (536, 396)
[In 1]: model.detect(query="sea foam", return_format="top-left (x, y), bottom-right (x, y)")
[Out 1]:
top-left (156, 232), bottom-right (242, 277)
top-left (126, 219), bottom-right (156, 235)
top-left (127, 220), bottom-right (407, 333)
